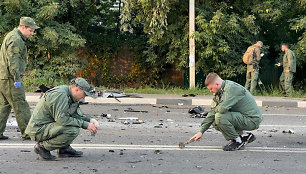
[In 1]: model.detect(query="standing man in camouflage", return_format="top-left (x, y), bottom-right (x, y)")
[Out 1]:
top-left (279, 43), bottom-right (296, 95)
top-left (0, 17), bottom-right (39, 140)
top-left (25, 78), bottom-right (99, 160)
top-left (244, 41), bottom-right (264, 94)
top-left (189, 73), bottom-right (263, 151)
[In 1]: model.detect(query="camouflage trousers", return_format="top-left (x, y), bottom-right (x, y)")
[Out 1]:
top-left (212, 112), bottom-right (262, 141)
top-left (245, 70), bottom-right (259, 94)
top-left (0, 79), bottom-right (31, 138)
top-left (30, 123), bottom-right (79, 151)
top-left (280, 71), bottom-right (294, 94)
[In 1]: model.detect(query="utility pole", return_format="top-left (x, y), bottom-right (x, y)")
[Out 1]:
top-left (189, 0), bottom-right (195, 88)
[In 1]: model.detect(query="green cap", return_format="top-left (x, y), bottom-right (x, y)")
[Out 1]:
top-left (71, 78), bottom-right (97, 98)
top-left (19, 17), bottom-right (39, 29)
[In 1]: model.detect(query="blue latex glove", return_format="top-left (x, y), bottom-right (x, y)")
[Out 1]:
top-left (14, 81), bottom-right (22, 88)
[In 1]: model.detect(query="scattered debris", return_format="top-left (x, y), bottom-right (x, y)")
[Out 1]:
top-left (118, 117), bottom-right (145, 125)
top-left (269, 129), bottom-right (278, 133)
top-left (154, 150), bottom-right (162, 154)
top-left (188, 106), bottom-right (208, 118)
top-left (127, 160), bottom-right (142, 164)
top-left (178, 103), bottom-right (184, 106)
top-left (195, 166), bottom-right (203, 169)
top-left (89, 169), bottom-right (98, 172)
top-left (282, 129), bottom-right (295, 134)
top-left (20, 150), bottom-right (31, 153)
top-left (124, 108), bottom-right (148, 113)
top-left (101, 113), bottom-right (112, 119)
top-left (109, 150), bottom-right (115, 152)
top-left (154, 125), bottom-right (162, 128)
top-left (297, 142), bottom-right (303, 145)
top-left (112, 109), bottom-right (119, 111)
top-left (182, 94), bottom-right (196, 97)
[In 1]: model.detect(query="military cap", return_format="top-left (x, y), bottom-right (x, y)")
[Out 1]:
top-left (19, 17), bottom-right (40, 29)
top-left (71, 78), bottom-right (97, 98)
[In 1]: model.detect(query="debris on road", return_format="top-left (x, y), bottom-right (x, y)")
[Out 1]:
top-left (188, 106), bottom-right (208, 118)
top-left (124, 108), bottom-right (148, 113)
top-left (118, 117), bottom-right (145, 125)
top-left (154, 150), bottom-right (162, 154)
top-left (282, 129), bottom-right (295, 134)
top-left (101, 113), bottom-right (112, 119)
top-left (182, 94), bottom-right (196, 97)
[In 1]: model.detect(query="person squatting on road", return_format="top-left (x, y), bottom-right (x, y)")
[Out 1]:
top-left (279, 43), bottom-right (296, 96)
top-left (0, 17), bottom-right (39, 140)
top-left (244, 41), bottom-right (264, 94)
top-left (25, 78), bottom-right (99, 160)
top-left (190, 73), bottom-right (263, 151)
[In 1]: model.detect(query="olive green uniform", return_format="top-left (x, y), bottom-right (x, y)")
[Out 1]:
top-left (280, 49), bottom-right (296, 94)
top-left (25, 85), bottom-right (90, 151)
top-left (200, 80), bottom-right (263, 140)
top-left (0, 28), bottom-right (31, 138)
top-left (245, 44), bottom-right (261, 94)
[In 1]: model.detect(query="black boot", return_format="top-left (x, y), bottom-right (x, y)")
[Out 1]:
top-left (58, 145), bottom-right (83, 157)
top-left (34, 143), bottom-right (57, 160)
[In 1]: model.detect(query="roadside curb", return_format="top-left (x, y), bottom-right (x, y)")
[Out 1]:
top-left (25, 95), bottom-right (306, 108)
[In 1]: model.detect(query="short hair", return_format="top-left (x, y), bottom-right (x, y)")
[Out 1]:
top-left (281, 43), bottom-right (289, 48)
top-left (205, 72), bottom-right (219, 86)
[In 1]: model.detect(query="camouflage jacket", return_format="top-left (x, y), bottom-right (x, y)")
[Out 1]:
top-left (25, 85), bottom-right (91, 138)
top-left (0, 28), bottom-right (28, 81)
top-left (200, 80), bottom-right (263, 133)
top-left (283, 49), bottom-right (296, 73)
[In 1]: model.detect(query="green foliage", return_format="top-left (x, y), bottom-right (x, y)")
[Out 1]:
top-left (23, 69), bottom-right (69, 91)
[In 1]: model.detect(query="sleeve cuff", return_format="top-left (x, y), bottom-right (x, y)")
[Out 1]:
top-left (82, 121), bottom-right (89, 129)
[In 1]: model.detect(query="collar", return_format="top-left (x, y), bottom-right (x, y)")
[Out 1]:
top-left (15, 28), bottom-right (27, 41)
top-left (216, 80), bottom-right (226, 97)
top-left (68, 86), bottom-right (77, 103)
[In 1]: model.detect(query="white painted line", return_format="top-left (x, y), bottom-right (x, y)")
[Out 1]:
top-left (1, 143), bottom-right (306, 153)
top-left (263, 114), bottom-right (306, 117)
top-left (298, 101), bottom-right (306, 108)
top-left (260, 125), bottom-right (306, 128)
top-left (85, 97), bottom-right (157, 104)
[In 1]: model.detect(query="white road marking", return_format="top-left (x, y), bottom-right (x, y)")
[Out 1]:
top-left (263, 114), bottom-right (306, 117)
top-left (1, 143), bottom-right (306, 153)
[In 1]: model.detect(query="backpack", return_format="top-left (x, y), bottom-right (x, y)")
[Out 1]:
top-left (242, 46), bottom-right (254, 65)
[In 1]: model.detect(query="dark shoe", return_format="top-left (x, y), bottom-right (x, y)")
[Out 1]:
top-left (240, 133), bottom-right (256, 144)
top-left (223, 140), bottom-right (245, 151)
top-left (58, 145), bottom-right (83, 157)
top-left (34, 143), bottom-right (57, 161)
top-left (0, 135), bottom-right (8, 140)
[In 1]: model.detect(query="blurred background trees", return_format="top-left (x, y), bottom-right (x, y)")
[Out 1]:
top-left (0, 0), bottom-right (305, 90)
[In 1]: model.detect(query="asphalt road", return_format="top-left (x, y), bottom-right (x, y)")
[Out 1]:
top-left (1, 103), bottom-right (306, 174)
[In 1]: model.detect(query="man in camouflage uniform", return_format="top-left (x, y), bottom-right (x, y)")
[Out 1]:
top-left (244, 41), bottom-right (263, 94)
top-left (279, 43), bottom-right (296, 95)
top-left (0, 17), bottom-right (39, 140)
top-left (190, 73), bottom-right (263, 151)
top-left (25, 78), bottom-right (99, 160)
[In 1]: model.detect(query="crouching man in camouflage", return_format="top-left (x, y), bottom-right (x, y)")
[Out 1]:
top-left (25, 78), bottom-right (99, 160)
top-left (189, 73), bottom-right (263, 151)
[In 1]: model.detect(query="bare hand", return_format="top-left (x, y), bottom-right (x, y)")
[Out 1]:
top-left (90, 118), bottom-right (100, 128)
top-left (87, 122), bottom-right (98, 133)
top-left (189, 132), bottom-right (203, 142)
